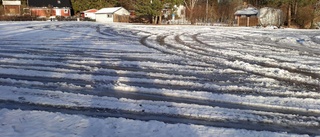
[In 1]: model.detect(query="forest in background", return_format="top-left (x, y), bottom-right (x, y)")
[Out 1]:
top-left (60, 0), bottom-right (320, 28)
top-left (126, 0), bottom-right (319, 28)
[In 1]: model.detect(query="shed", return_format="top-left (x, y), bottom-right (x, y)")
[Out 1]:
top-left (234, 6), bottom-right (259, 27)
top-left (95, 7), bottom-right (130, 23)
top-left (81, 9), bottom-right (98, 20)
top-left (2, 0), bottom-right (21, 16)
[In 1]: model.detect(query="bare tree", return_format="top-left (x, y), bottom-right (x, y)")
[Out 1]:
top-left (216, 0), bottom-right (239, 25)
top-left (184, 0), bottom-right (199, 24)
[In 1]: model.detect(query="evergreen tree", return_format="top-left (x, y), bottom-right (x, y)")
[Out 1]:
top-left (71, 0), bottom-right (117, 13)
top-left (134, 0), bottom-right (183, 24)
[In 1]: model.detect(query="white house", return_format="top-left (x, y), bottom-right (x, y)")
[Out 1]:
top-left (95, 7), bottom-right (130, 23)
top-left (81, 9), bottom-right (98, 20)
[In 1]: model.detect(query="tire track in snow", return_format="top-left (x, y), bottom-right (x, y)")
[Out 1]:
top-left (2, 79), bottom-right (320, 117)
top-left (2, 59), bottom-right (278, 98)
top-left (159, 33), bottom-right (320, 91)
top-left (140, 33), bottom-right (320, 96)
top-left (193, 33), bottom-right (320, 80)
top-left (140, 36), bottom-right (317, 104)
top-left (2, 23), bottom-right (320, 136)
top-left (0, 68), bottom-right (255, 96)
top-left (169, 33), bottom-right (320, 91)
top-left (136, 28), bottom-right (320, 135)
top-left (0, 98), bottom-right (319, 136)
top-left (0, 57), bottom-right (217, 84)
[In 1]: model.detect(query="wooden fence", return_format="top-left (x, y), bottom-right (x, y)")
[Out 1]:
top-left (114, 15), bottom-right (129, 23)
top-left (237, 16), bottom-right (259, 27)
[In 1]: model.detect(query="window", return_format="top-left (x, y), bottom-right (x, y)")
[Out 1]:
top-left (107, 14), bottom-right (112, 18)
top-left (64, 9), bottom-right (68, 13)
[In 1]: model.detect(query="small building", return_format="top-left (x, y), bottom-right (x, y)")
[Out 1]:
top-left (234, 3), bottom-right (259, 27)
top-left (95, 7), bottom-right (130, 23)
top-left (2, 0), bottom-right (21, 16)
top-left (27, 0), bottom-right (72, 18)
top-left (80, 9), bottom-right (97, 20)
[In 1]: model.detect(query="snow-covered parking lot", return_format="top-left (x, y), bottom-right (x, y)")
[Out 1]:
top-left (0, 21), bottom-right (319, 137)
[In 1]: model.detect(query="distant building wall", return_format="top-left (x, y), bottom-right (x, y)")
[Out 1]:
top-left (84, 12), bottom-right (96, 20)
top-left (80, 9), bottom-right (97, 20)
top-left (96, 13), bottom-right (113, 23)
top-left (113, 14), bottom-right (129, 22)
top-left (236, 16), bottom-right (258, 26)
top-left (30, 7), bottom-right (71, 17)
top-left (2, 0), bottom-right (21, 16)
top-left (4, 5), bottom-right (20, 15)
top-left (55, 8), bottom-right (71, 16)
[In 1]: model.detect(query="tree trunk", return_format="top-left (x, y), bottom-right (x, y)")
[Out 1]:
top-left (294, 0), bottom-right (298, 19)
top-left (159, 12), bottom-right (162, 24)
top-left (190, 10), bottom-right (195, 24)
top-left (288, 3), bottom-right (291, 27)
top-left (310, 7), bottom-right (316, 29)
top-left (152, 16), bottom-right (155, 24)
top-left (154, 16), bottom-right (158, 24)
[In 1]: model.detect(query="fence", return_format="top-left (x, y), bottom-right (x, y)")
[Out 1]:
top-left (114, 15), bottom-right (129, 23)
top-left (237, 16), bottom-right (258, 26)
top-left (0, 15), bottom-right (42, 21)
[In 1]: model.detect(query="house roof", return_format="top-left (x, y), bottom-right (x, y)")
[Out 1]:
top-left (28, 0), bottom-right (72, 8)
top-left (83, 9), bottom-right (98, 13)
top-left (235, 7), bottom-right (259, 16)
top-left (95, 7), bottom-right (123, 14)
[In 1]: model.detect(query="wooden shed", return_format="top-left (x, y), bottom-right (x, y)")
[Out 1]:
top-left (2, 0), bottom-right (21, 16)
top-left (234, 7), bottom-right (259, 27)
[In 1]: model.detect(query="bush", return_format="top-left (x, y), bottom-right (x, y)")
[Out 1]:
top-left (0, 15), bottom-right (42, 21)
top-left (296, 6), bottom-right (314, 29)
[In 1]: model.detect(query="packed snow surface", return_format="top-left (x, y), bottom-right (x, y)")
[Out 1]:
top-left (0, 21), bottom-right (320, 137)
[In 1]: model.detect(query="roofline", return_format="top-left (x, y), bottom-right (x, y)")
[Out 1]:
top-left (95, 7), bottom-right (124, 14)
top-left (27, 6), bottom-right (72, 8)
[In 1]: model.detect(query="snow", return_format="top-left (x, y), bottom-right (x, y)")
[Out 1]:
top-left (95, 7), bottom-right (122, 14)
top-left (0, 109), bottom-right (306, 137)
top-left (235, 7), bottom-right (259, 15)
top-left (0, 21), bottom-right (320, 136)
